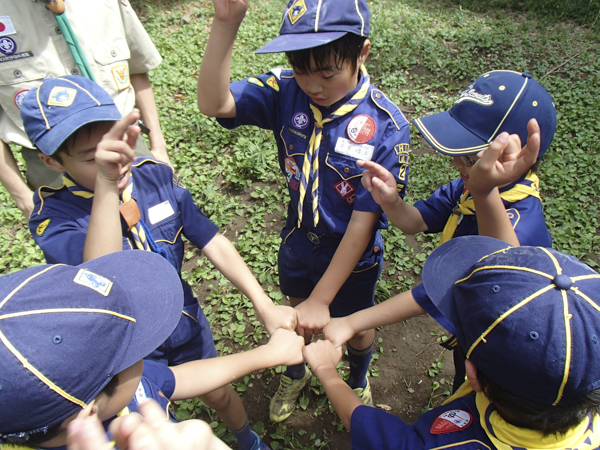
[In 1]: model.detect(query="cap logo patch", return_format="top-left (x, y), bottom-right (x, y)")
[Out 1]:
top-left (430, 409), bottom-right (473, 434)
top-left (285, 156), bottom-right (300, 191)
top-left (334, 180), bottom-right (356, 205)
top-left (0, 36), bottom-right (16, 55)
top-left (14, 89), bottom-right (29, 109)
top-left (266, 75), bottom-right (280, 92)
top-left (347, 114), bottom-right (376, 144)
top-left (111, 64), bottom-right (130, 91)
top-left (292, 112), bottom-right (309, 130)
top-left (288, 0), bottom-right (307, 24)
top-left (36, 218), bottom-right (51, 237)
top-left (48, 86), bottom-right (77, 107)
top-left (73, 269), bottom-right (113, 296)
top-left (455, 87), bottom-right (494, 107)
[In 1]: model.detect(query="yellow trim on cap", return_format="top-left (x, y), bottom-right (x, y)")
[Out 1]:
top-left (0, 265), bottom-right (59, 310)
top-left (36, 86), bottom-right (51, 130)
top-left (315, 0), bottom-right (323, 32)
top-left (572, 288), bottom-right (600, 313)
top-left (487, 78), bottom-right (528, 143)
top-left (413, 117), bottom-right (489, 154)
top-left (0, 308), bottom-right (136, 323)
top-left (56, 77), bottom-right (101, 106)
top-left (455, 264), bottom-right (554, 285)
top-left (354, 0), bottom-right (366, 36)
top-left (554, 289), bottom-right (571, 405)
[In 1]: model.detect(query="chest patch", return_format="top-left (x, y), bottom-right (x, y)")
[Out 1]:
top-left (430, 409), bottom-right (473, 435)
top-left (14, 89), bottom-right (28, 109)
top-left (292, 112), bottom-right (309, 130)
top-left (347, 114), bottom-right (376, 144)
top-left (0, 16), bottom-right (16, 37)
top-left (148, 200), bottom-right (175, 225)
top-left (112, 64), bottom-right (130, 91)
top-left (0, 36), bottom-right (16, 55)
top-left (333, 180), bottom-right (356, 205)
top-left (285, 157), bottom-right (301, 191)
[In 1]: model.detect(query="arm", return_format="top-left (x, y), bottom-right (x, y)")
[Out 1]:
top-left (201, 233), bottom-right (297, 333)
top-left (83, 111), bottom-right (139, 261)
top-left (323, 290), bottom-right (425, 347)
top-left (170, 328), bottom-right (304, 399)
top-left (0, 141), bottom-right (34, 218)
top-left (357, 160), bottom-right (428, 235)
top-left (130, 73), bottom-right (170, 165)
top-left (303, 340), bottom-right (362, 430)
top-left (468, 119), bottom-right (541, 247)
top-left (295, 210), bottom-right (379, 337)
top-left (197, 0), bottom-right (248, 117)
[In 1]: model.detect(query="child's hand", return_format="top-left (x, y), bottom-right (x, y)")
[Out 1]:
top-left (303, 339), bottom-right (343, 376)
top-left (95, 109), bottom-right (140, 185)
top-left (357, 160), bottom-right (401, 209)
top-left (323, 317), bottom-right (355, 348)
top-left (266, 328), bottom-right (306, 366)
top-left (468, 119), bottom-right (541, 195)
top-left (212, 0), bottom-right (249, 25)
top-left (295, 299), bottom-right (331, 339)
top-left (258, 302), bottom-right (298, 335)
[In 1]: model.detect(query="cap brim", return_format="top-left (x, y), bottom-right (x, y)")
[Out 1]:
top-left (422, 236), bottom-right (512, 322)
top-left (255, 31), bottom-right (348, 54)
top-left (413, 111), bottom-right (491, 156)
top-left (77, 251), bottom-right (183, 372)
top-left (35, 104), bottom-right (122, 155)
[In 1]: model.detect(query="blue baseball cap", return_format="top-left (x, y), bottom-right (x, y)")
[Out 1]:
top-left (413, 70), bottom-right (557, 157)
top-left (0, 251), bottom-right (183, 443)
top-left (255, 0), bottom-right (370, 54)
top-left (423, 236), bottom-right (600, 406)
top-left (21, 75), bottom-right (121, 155)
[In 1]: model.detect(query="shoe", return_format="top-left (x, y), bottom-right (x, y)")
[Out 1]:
top-left (249, 431), bottom-right (270, 450)
top-left (269, 366), bottom-right (312, 422)
top-left (353, 377), bottom-right (373, 407)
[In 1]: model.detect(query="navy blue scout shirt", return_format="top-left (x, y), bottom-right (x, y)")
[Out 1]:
top-left (29, 157), bottom-right (219, 309)
top-left (218, 69), bottom-right (410, 237)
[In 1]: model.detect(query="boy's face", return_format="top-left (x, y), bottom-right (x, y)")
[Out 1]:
top-left (43, 121), bottom-right (133, 192)
top-left (452, 154), bottom-right (479, 187)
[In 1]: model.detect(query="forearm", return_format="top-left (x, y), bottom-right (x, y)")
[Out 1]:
top-left (471, 188), bottom-right (520, 246)
top-left (314, 366), bottom-right (362, 430)
top-left (83, 178), bottom-right (123, 261)
top-left (130, 73), bottom-right (169, 164)
top-left (0, 141), bottom-right (34, 217)
top-left (383, 196), bottom-right (428, 235)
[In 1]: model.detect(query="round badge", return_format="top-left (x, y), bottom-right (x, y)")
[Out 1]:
top-left (292, 112), bottom-right (309, 130)
top-left (0, 36), bottom-right (16, 55)
top-left (347, 114), bottom-right (376, 144)
top-left (14, 89), bottom-right (29, 109)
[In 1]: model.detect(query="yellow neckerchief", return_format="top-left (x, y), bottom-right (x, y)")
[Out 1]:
top-left (439, 171), bottom-right (540, 245)
top-left (442, 381), bottom-right (600, 450)
top-left (297, 65), bottom-right (370, 227)
top-left (62, 174), bottom-right (94, 199)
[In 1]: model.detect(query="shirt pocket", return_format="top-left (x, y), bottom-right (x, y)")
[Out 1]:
top-left (90, 37), bottom-right (131, 92)
top-left (321, 153), bottom-right (363, 212)
top-left (280, 125), bottom-right (309, 158)
top-left (149, 211), bottom-right (183, 245)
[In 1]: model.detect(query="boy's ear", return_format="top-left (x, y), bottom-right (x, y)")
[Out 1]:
top-left (359, 39), bottom-right (371, 66)
top-left (39, 153), bottom-right (66, 174)
top-left (465, 359), bottom-right (483, 393)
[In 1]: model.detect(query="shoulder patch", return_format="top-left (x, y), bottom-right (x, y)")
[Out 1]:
top-left (370, 89), bottom-right (408, 131)
top-left (248, 77), bottom-right (264, 87)
top-left (430, 409), bottom-right (473, 435)
top-left (266, 75), bottom-right (280, 92)
top-left (36, 218), bottom-right (51, 236)
top-left (173, 174), bottom-right (186, 189)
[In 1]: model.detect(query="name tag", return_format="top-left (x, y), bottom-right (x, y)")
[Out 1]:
top-left (148, 200), bottom-right (175, 225)
top-left (334, 137), bottom-right (374, 161)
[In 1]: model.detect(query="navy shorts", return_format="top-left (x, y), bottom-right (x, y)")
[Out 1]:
top-left (278, 227), bottom-right (383, 318)
top-left (148, 299), bottom-right (217, 366)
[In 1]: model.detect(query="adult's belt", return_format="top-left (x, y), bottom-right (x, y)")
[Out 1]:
top-left (298, 224), bottom-right (341, 246)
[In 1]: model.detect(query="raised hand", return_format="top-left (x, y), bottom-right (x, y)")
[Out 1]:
top-left (212, 0), bottom-right (249, 25)
top-left (357, 160), bottom-right (401, 209)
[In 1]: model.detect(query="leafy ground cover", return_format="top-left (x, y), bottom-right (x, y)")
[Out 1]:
top-left (1, 0), bottom-right (598, 448)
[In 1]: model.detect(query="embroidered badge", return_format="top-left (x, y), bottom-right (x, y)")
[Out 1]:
top-left (0, 16), bottom-right (17, 37)
top-left (248, 77), bottom-right (264, 87)
top-left (48, 86), bottom-right (77, 107)
top-left (287, 126), bottom-right (307, 140)
top-left (0, 36), bottom-right (16, 55)
top-left (0, 50), bottom-right (33, 63)
top-left (430, 410), bottom-right (473, 435)
top-left (455, 83), bottom-right (494, 106)
top-left (347, 114), bottom-right (376, 144)
top-left (292, 112), bottom-right (309, 130)
top-left (334, 180), bottom-right (356, 206)
top-left (73, 269), bottom-right (113, 297)
top-left (173, 174), bottom-right (186, 189)
top-left (111, 64), bottom-right (130, 91)
top-left (394, 144), bottom-right (410, 163)
top-left (288, 0), bottom-right (307, 24)
top-left (36, 218), bottom-right (51, 237)
top-left (266, 75), bottom-right (280, 92)
top-left (334, 137), bottom-right (374, 161)
top-left (14, 89), bottom-right (29, 109)
top-left (285, 157), bottom-right (301, 191)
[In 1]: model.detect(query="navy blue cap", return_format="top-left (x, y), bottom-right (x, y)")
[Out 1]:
top-left (21, 75), bottom-right (121, 155)
top-left (413, 70), bottom-right (557, 157)
top-left (255, 0), bottom-right (370, 54)
top-left (0, 251), bottom-right (183, 441)
top-left (423, 236), bottom-right (600, 406)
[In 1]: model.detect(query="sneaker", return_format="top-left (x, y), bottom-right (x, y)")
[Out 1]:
top-left (353, 377), bottom-right (373, 407)
top-left (269, 366), bottom-right (312, 422)
top-left (249, 431), bottom-right (270, 450)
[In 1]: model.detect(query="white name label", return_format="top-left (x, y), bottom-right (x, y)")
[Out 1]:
top-left (148, 200), bottom-right (175, 225)
top-left (334, 137), bottom-right (374, 161)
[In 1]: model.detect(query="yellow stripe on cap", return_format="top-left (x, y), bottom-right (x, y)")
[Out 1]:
top-left (487, 77), bottom-right (528, 143)
top-left (315, 0), bottom-right (323, 31)
top-left (554, 289), bottom-right (572, 405)
top-left (413, 117), bottom-right (490, 154)
top-left (36, 86), bottom-right (51, 130)
top-left (56, 77), bottom-right (101, 106)
top-left (455, 264), bottom-right (554, 286)
top-left (0, 308), bottom-right (136, 323)
top-left (354, 0), bottom-right (366, 36)
top-left (0, 265), bottom-right (59, 310)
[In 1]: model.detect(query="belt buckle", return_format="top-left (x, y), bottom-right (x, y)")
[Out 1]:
top-left (307, 231), bottom-right (320, 245)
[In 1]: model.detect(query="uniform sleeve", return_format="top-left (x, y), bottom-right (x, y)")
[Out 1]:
top-left (507, 197), bottom-right (553, 247)
top-left (350, 405), bottom-right (414, 450)
top-left (118, 0), bottom-right (162, 74)
top-left (142, 359), bottom-right (176, 399)
top-left (414, 179), bottom-right (463, 233)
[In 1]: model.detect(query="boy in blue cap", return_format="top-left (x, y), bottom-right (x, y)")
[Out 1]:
top-left (198, 0), bottom-right (410, 422)
top-left (0, 251), bottom-right (305, 449)
top-left (323, 70), bottom-right (557, 388)
top-left (305, 235), bottom-right (600, 449)
top-left (20, 75), bottom-right (299, 450)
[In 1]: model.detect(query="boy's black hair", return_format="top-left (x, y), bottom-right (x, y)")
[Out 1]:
top-left (478, 369), bottom-right (600, 436)
top-left (286, 33), bottom-right (367, 75)
top-left (23, 375), bottom-right (119, 447)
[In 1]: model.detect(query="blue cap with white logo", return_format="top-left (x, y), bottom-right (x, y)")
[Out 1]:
top-left (413, 70), bottom-right (557, 157)
top-left (21, 75), bottom-right (121, 155)
top-left (255, 0), bottom-right (370, 54)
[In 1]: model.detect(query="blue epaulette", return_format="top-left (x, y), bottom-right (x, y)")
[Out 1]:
top-left (370, 89), bottom-right (409, 131)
